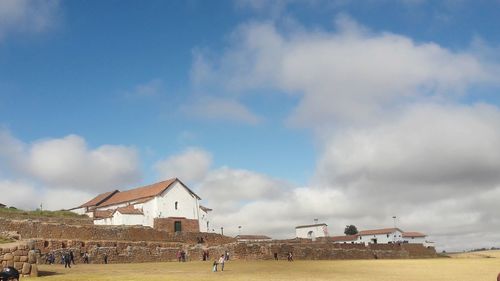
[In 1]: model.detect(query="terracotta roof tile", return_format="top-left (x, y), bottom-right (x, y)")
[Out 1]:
top-left (80, 190), bottom-right (119, 208)
top-left (115, 205), bottom-right (143, 215)
top-left (295, 223), bottom-right (327, 229)
top-left (98, 179), bottom-right (177, 207)
top-left (358, 228), bottom-right (403, 236)
top-left (330, 235), bottom-right (359, 242)
top-left (402, 232), bottom-right (426, 238)
top-left (93, 209), bottom-right (114, 219)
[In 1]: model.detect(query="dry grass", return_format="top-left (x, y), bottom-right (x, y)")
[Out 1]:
top-left (31, 259), bottom-right (500, 281)
top-left (449, 250), bottom-right (500, 259)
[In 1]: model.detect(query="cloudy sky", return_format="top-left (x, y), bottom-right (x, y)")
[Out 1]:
top-left (1, 0), bottom-right (500, 251)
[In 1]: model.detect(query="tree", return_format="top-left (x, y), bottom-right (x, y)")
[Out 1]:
top-left (344, 225), bottom-right (358, 235)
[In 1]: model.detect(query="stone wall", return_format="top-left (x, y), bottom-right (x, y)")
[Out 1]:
top-left (0, 242), bottom-right (39, 277)
top-left (154, 217), bottom-right (200, 233)
top-left (25, 238), bottom-right (436, 265)
top-left (0, 218), bottom-right (234, 246)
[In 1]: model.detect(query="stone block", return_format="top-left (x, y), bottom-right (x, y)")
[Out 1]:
top-left (6, 260), bottom-right (14, 267)
top-left (18, 244), bottom-right (27, 250)
top-left (31, 264), bottom-right (38, 277)
top-left (3, 253), bottom-right (13, 260)
top-left (28, 250), bottom-right (37, 264)
top-left (22, 262), bottom-right (31, 275)
top-left (14, 261), bottom-right (23, 270)
top-left (10, 246), bottom-right (17, 252)
top-left (19, 256), bottom-right (28, 262)
top-left (13, 256), bottom-right (20, 262)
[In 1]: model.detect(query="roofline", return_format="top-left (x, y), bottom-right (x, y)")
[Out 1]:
top-left (295, 223), bottom-right (327, 229)
top-left (175, 178), bottom-right (201, 200)
top-left (358, 228), bottom-right (404, 235)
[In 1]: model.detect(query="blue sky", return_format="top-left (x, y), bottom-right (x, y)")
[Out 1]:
top-left (1, 0), bottom-right (500, 250)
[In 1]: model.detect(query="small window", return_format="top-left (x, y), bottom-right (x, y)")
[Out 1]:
top-left (175, 201), bottom-right (178, 210)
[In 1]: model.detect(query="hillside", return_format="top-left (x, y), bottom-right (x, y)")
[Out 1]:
top-left (0, 207), bottom-right (92, 224)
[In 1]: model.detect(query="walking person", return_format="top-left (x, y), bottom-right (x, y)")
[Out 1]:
top-left (83, 252), bottom-right (89, 264)
top-left (218, 254), bottom-right (225, 271)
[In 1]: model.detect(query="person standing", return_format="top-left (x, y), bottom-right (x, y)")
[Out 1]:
top-left (212, 259), bottom-right (218, 272)
top-left (83, 252), bottom-right (89, 264)
top-left (103, 253), bottom-right (108, 264)
top-left (176, 250), bottom-right (181, 262)
top-left (70, 250), bottom-right (75, 265)
top-left (64, 252), bottom-right (71, 268)
top-left (218, 254), bottom-right (225, 271)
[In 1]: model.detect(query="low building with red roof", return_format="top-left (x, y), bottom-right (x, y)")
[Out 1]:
top-left (70, 178), bottom-right (211, 233)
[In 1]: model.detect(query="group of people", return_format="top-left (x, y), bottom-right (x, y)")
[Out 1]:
top-left (211, 251), bottom-right (230, 272)
top-left (44, 251), bottom-right (108, 266)
top-left (176, 250), bottom-right (187, 262)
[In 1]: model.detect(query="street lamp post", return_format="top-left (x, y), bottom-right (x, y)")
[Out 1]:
top-left (392, 216), bottom-right (397, 243)
top-left (221, 227), bottom-right (224, 236)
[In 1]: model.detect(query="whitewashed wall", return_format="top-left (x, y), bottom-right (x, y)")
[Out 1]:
top-left (89, 181), bottom-right (201, 229)
top-left (403, 236), bottom-right (426, 244)
top-left (358, 230), bottom-right (403, 245)
top-left (295, 225), bottom-right (328, 239)
top-left (198, 208), bottom-right (210, 232)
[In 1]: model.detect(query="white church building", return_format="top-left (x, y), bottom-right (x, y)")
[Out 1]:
top-left (70, 178), bottom-right (211, 233)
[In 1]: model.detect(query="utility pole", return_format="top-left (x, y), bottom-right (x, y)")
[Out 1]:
top-left (221, 227), bottom-right (224, 236)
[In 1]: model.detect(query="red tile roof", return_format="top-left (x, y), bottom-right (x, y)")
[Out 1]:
top-left (80, 190), bottom-right (119, 208)
top-left (98, 179), bottom-right (177, 207)
top-left (93, 209), bottom-right (114, 219)
top-left (115, 205), bottom-right (143, 215)
top-left (330, 235), bottom-right (359, 242)
top-left (358, 228), bottom-right (403, 236)
top-left (402, 232), bottom-right (426, 238)
top-left (295, 223), bottom-right (327, 229)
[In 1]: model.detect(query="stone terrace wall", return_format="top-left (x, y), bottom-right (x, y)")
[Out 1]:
top-left (0, 242), bottom-right (39, 277)
top-left (0, 218), bottom-right (235, 246)
top-left (27, 238), bottom-right (436, 264)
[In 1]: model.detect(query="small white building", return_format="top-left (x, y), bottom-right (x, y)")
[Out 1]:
top-left (70, 178), bottom-right (211, 233)
top-left (330, 228), bottom-right (430, 246)
top-left (358, 228), bottom-right (404, 244)
top-left (402, 232), bottom-right (427, 244)
top-left (295, 223), bottom-right (329, 240)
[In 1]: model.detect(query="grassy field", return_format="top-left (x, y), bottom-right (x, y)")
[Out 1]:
top-left (449, 250), bottom-right (500, 259)
top-left (31, 258), bottom-right (500, 281)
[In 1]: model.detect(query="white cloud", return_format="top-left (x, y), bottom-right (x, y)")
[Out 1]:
top-left (313, 103), bottom-right (500, 250)
top-left (191, 15), bottom-right (496, 128)
top-left (0, 0), bottom-right (60, 39)
top-left (189, 16), bottom-right (500, 251)
top-left (154, 147), bottom-right (212, 184)
top-left (0, 130), bottom-right (141, 209)
top-left (28, 135), bottom-right (141, 191)
top-left (125, 78), bottom-right (164, 98)
top-left (182, 97), bottom-right (262, 125)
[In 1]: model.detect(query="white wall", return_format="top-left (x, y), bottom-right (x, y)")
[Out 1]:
top-left (358, 230), bottom-right (403, 245)
top-left (113, 211), bottom-right (144, 225)
top-left (403, 236), bottom-right (426, 244)
top-left (90, 180), bottom-right (202, 228)
top-left (296, 225), bottom-right (328, 239)
top-left (198, 208), bottom-right (211, 232)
